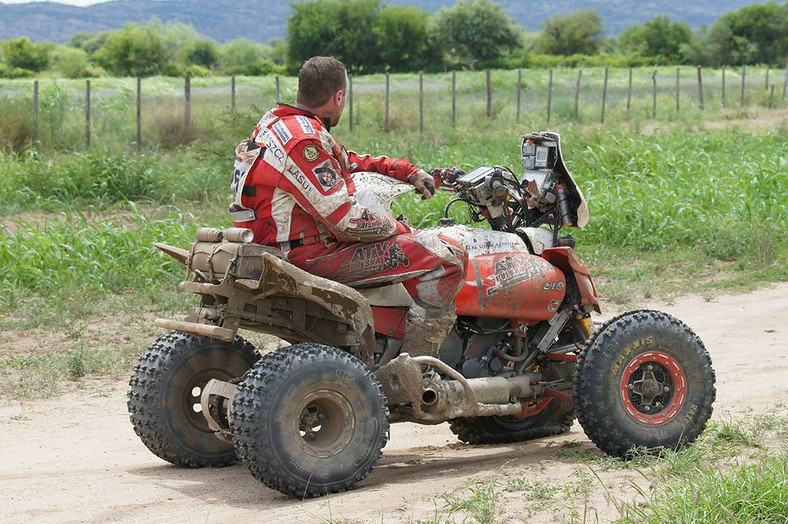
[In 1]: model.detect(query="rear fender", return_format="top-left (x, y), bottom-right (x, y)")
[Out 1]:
top-left (541, 247), bottom-right (600, 313)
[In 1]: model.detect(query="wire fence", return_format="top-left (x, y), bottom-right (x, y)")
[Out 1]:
top-left (2, 64), bottom-right (787, 151)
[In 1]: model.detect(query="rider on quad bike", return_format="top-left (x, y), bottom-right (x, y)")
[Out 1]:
top-left (229, 55), bottom-right (468, 360)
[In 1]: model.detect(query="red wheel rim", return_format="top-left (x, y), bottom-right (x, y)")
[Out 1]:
top-left (619, 351), bottom-right (687, 426)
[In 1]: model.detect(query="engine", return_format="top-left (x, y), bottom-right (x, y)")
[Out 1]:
top-left (438, 317), bottom-right (522, 378)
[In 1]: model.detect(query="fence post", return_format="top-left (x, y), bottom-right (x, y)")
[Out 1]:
top-left (697, 65), bottom-right (704, 110)
top-left (384, 72), bottom-right (390, 133)
top-left (486, 69), bottom-right (492, 119)
top-left (419, 70), bottom-right (424, 132)
top-left (770, 85), bottom-right (775, 107)
top-left (574, 69), bottom-right (582, 120)
top-left (85, 79), bottom-right (91, 149)
top-left (783, 60), bottom-right (787, 99)
top-left (676, 67), bottom-right (680, 112)
top-left (546, 69), bottom-right (553, 125)
top-left (136, 77), bottom-right (142, 152)
top-left (601, 65), bottom-right (609, 124)
top-left (516, 69), bottom-right (522, 122)
top-left (722, 66), bottom-right (726, 107)
top-left (33, 80), bottom-right (39, 141)
top-left (184, 75), bottom-right (191, 133)
top-left (231, 74), bottom-right (236, 112)
top-left (741, 65), bottom-right (746, 107)
top-left (627, 67), bottom-right (633, 111)
top-left (652, 70), bottom-right (658, 119)
top-left (451, 71), bottom-right (457, 127)
top-left (765, 66), bottom-right (770, 90)
top-left (275, 76), bottom-right (280, 104)
top-left (348, 74), bottom-right (354, 132)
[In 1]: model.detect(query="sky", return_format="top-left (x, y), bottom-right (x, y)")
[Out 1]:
top-left (2, 0), bottom-right (107, 4)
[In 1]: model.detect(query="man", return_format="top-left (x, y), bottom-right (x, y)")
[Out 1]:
top-left (229, 56), bottom-right (468, 358)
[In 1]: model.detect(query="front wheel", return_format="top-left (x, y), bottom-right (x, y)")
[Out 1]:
top-left (231, 343), bottom-right (389, 498)
top-left (573, 310), bottom-right (715, 456)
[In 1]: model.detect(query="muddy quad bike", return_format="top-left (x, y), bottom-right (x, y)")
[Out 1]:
top-left (128, 132), bottom-right (715, 498)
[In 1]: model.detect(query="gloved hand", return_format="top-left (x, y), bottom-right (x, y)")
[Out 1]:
top-left (408, 169), bottom-right (436, 200)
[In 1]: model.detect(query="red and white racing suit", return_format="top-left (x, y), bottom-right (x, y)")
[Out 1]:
top-left (231, 104), bottom-right (467, 310)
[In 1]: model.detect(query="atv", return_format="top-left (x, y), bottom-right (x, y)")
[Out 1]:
top-left (128, 132), bottom-right (715, 497)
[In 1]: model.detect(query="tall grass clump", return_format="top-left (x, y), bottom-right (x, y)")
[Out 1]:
top-left (0, 96), bottom-right (37, 152)
top-left (0, 209), bottom-right (198, 299)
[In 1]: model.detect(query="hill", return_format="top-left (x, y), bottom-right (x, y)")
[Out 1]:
top-left (0, 0), bottom-right (759, 44)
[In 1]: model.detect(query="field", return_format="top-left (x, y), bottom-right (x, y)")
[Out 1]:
top-left (1, 69), bottom-right (787, 521)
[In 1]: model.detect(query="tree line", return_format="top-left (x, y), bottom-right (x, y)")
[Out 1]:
top-left (1, 0), bottom-right (787, 79)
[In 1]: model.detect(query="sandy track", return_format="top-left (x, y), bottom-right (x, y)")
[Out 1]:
top-left (1, 283), bottom-right (786, 522)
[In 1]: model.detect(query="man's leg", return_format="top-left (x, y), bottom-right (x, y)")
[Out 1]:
top-left (287, 231), bottom-right (468, 357)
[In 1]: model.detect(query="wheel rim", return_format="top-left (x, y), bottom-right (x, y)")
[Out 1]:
top-left (180, 368), bottom-right (234, 434)
top-left (620, 351), bottom-right (687, 426)
top-left (293, 389), bottom-right (355, 459)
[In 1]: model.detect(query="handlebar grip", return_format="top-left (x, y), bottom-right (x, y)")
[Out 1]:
top-left (490, 178), bottom-right (508, 198)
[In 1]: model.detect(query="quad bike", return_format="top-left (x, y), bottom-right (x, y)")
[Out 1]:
top-left (128, 132), bottom-right (716, 498)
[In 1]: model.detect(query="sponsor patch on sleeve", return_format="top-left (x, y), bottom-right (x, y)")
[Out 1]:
top-left (302, 144), bottom-right (320, 163)
top-left (296, 115), bottom-right (317, 136)
top-left (313, 160), bottom-right (341, 189)
top-left (271, 121), bottom-right (292, 145)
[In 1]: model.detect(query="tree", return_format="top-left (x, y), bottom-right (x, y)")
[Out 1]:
top-left (287, 0), bottom-right (381, 73)
top-left (535, 9), bottom-right (604, 56)
top-left (432, 0), bottom-right (521, 67)
top-left (700, 2), bottom-right (788, 65)
top-left (220, 39), bottom-right (276, 75)
top-left (50, 45), bottom-right (92, 78)
top-left (182, 40), bottom-right (219, 69)
top-left (618, 16), bottom-right (692, 62)
top-left (94, 23), bottom-right (171, 76)
top-left (3, 38), bottom-right (52, 72)
top-left (375, 5), bottom-right (441, 72)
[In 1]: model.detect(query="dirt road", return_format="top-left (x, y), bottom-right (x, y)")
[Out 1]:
top-left (1, 283), bottom-right (786, 523)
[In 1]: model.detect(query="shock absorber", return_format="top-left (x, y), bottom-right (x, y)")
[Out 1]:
top-left (555, 184), bottom-right (573, 227)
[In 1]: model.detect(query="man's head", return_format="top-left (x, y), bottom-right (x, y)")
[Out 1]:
top-left (297, 56), bottom-right (348, 127)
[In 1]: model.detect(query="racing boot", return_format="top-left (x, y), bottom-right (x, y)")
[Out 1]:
top-left (399, 300), bottom-right (456, 358)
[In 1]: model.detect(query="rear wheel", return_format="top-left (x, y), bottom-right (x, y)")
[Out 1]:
top-left (450, 398), bottom-right (574, 444)
top-left (573, 310), bottom-right (715, 456)
top-left (231, 343), bottom-right (389, 498)
top-left (128, 332), bottom-right (259, 467)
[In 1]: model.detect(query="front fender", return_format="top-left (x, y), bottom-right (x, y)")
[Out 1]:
top-left (541, 247), bottom-right (600, 313)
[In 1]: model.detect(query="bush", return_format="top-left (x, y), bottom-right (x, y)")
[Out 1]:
top-left (0, 97), bottom-right (36, 152)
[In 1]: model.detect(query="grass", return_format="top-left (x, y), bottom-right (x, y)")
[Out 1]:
top-left (412, 414), bottom-right (788, 523)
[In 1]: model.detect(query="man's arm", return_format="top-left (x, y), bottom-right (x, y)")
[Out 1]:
top-left (278, 139), bottom-right (409, 243)
top-left (348, 151), bottom-right (435, 199)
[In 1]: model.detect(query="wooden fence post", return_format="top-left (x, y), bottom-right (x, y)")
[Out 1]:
top-left (627, 67), bottom-right (633, 111)
top-left (231, 74), bottom-right (236, 112)
top-left (765, 66), bottom-right (770, 90)
top-left (676, 67), bottom-right (680, 112)
top-left (741, 65), bottom-right (746, 107)
top-left (770, 85), bottom-right (775, 107)
top-left (85, 79), bottom-right (91, 149)
top-left (184, 75), bottom-right (191, 133)
top-left (33, 80), bottom-right (39, 140)
top-left (419, 70), bottom-right (424, 132)
top-left (546, 69), bottom-right (553, 125)
top-left (451, 71), bottom-right (457, 127)
top-left (136, 77), bottom-right (142, 152)
top-left (601, 66), bottom-right (609, 124)
top-left (348, 73), bottom-right (354, 132)
top-left (697, 65), bottom-right (704, 110)
top-left (275, 76), bottom-right (280, 104)
top-left (486, 69), bottom-right (492, 119)
top-left (384, 72), bottom-right (390, 133)
top-left (516, 69), bottom-right (522, 122)
top-left (722, 66), bottom-right (726, 107)
top-left (574, 69), bottom-right (583, 120)
top-left (652, 70), bottom-right (658, 119)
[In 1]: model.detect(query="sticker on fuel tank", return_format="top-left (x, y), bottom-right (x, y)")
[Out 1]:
top-left (486, 256), bottom-right (546, 296)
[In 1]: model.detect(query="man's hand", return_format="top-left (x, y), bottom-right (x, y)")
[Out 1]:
top-left (408, 169), bottom-right (436, 200)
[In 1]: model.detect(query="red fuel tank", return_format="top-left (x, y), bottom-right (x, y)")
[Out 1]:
top-left (455, 253), bottom-right (566, 323)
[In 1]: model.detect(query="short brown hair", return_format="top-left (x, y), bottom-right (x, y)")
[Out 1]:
top-left (297, 56), bottom-right (347, 108)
